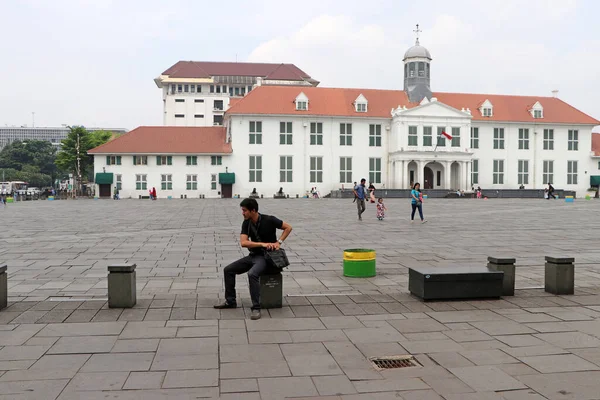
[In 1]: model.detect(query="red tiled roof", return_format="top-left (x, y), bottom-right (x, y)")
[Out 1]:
top-left (162, 61), bottom-right (313, 80)
top-left (226, 86), bottom-right (599, 125)
top-left (88, 127), bottom-right (232, 154)
top-left (592, 133), bottom-right (600, 156)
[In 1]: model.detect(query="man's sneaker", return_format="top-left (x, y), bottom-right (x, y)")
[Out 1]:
top-left (250, 310), bottom-right (261, 320)
top-left (213, 301), bottom-right (237, 309)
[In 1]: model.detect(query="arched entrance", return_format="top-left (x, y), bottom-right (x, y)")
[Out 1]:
top-left (424, 167), bottom-right (434, 189)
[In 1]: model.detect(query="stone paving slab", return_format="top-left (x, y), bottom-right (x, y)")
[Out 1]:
top-left (0, 199), bottom-right (599, 398)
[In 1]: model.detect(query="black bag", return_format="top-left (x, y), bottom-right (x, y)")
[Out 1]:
top-left (249, 217), bottom-right (290, 270)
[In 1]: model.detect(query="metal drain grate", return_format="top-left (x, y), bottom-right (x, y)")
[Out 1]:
top-left (370, 355), bottom-right (420, 370)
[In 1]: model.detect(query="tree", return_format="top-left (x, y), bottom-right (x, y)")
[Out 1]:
top-left (55, 127), bottom-right (113, 189)
top-left (0, 140), bottom-right (58, 185)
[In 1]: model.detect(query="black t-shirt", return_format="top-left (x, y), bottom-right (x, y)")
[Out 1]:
top-left (241, 214), bottom-right (283, 254)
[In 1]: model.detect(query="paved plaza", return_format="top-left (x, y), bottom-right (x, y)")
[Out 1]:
top-left (0, 197), bottom-right (599, 399)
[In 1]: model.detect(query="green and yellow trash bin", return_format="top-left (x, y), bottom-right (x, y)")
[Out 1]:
top-left (343, 249), bottom-right (376, 277)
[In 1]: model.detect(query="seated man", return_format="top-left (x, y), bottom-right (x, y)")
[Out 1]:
top-left (214, 198), bottom-right (292, 320)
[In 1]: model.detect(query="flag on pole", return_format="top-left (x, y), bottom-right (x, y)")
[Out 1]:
top-left (441, 130), bottom-right (452, 140)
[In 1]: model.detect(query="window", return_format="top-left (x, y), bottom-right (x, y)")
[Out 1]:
top-left (247, 85), bottom-right (253, 93)
top-left (184, 84), bottom-right (189, 93)
top-left (598, 161), bottom-right (600, 170)
top-left (106, 155), bottom-right (121, 165)
top-left (483, 107), bottom-right (492, 117)
top-left (190, 85), bottom-right (195, 93)
top-left (340, 123), bottom-right (352, 146)
top-left (310, 156), bottom-right (323, 183)
top-left (296, 100), bottom-right (307, 111)
top-left (133, 156), bottom-right (148, 165)
top-left (470, 127), bottom-right (479, 149)
top-left (211, 156), bottom-right (222, 166)
top-left (451, 127), bottom-right (460, 147)
top-left (211, 174), bottom-right (217, 190)
top-left (135, 174), bottom-right (147, 190)
top-left (568, 130), bottom-right (579, 151)
top-left (518, 128), bottom-right (529, 150)
top-left (543, 160), bottom-right (554, 184)
top-left (177, 84), bottom-right (182, 93)
top-left (518, 160), bottom-right (529, 185)
top-left (436, 127), bottom-right (446, 147)
top-left (210, 85), bottom-right (214, 93)
top-left (174, 114), bottom-right (185, 118)
top-left (369, 158), bottom-right (382, 184)
top-left (170, 84), bottom-right (175, 94)
top-left (213, 115), bottom-right (223, 125)
top-left (493, 128), bottom-right (505, 149)
top-left (408, 126), bottom-right (418, 146)
top-left (471, 159), bottom-right (479, 185)
top-left (194, 114), bottom-right (204, 118)
top-left (196, 85), bottom-right (202, 93)
top-left (423, 126), bottom-right (433, 146)
top-left (567, 161), bottom-right (578, 185)
top-left (194, 99), bottom-right (204, 103)
top-left (161, 174), bottom-right (172, 190)
top-left (186, 156), bottom-right (197, 166)
top-left (279, 156), bottom-right (293, 182)
top-left (533, 109), bottom-right (543, 119)
top-left (186, 174), bottom-right (197, 190)
top-left (310, 122), bottom-right (323, 145)
top-left (175, 99), bottom-right (185, 103)
top-left (340, 157), bottom-right (352, 183)
top-left (279, 122), bottom-right (293, 145)
top-left (156, 156), bottom-right (172, 166)
top-left (249, 156), bottom-right (262, 182)
top-left (216, 85), bottom-right (221, 94)
top-left (370, 124), bottom-right (382, 147)
top-left (356, 103), bottom-right (367, 112)
top-left (543, 129), bottom-right (554, 150)
top-left (116, 174), bottom-right (122, 190)
top-left (436, 171), bottom-right (441, 187)
top-left (214, 100), bottom-right (224, 111)
top-left (493, 160), bottom-right (504, 184)
top-left (249, 121), bottom-right (262, 144)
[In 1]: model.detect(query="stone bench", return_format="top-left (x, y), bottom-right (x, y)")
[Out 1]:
top-left (108, 263), bottom-right (137, 308)
top-left (545, 256), bottom-right (574, 295)
top-left (273, 193), bottom-right (287, 199)
top-left (409, 266), bottom-right (504, 301)
top-left (487, 257), bottom-right (516, 296)
top-left (260, 271), bottom-right (282, 309)
top-left (0, 265), bottom-right (6, 310)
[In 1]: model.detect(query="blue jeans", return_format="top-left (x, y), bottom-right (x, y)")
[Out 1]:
top-left (224, 254), bottom-right (273, 310)
top-left (411, 203), bottom-right (424, 220)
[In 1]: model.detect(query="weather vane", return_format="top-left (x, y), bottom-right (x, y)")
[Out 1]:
top-left (413, 24), bottom-right (422, 45)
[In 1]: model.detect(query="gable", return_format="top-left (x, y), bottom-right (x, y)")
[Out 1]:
top-left (399, 101), bottom-right (470, 119)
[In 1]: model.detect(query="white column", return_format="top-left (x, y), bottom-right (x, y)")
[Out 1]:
top-left (399, 160), bottom-right (405, 189)
top-left (416, 160), bottom-right (424, 186)
top-left (444, 161), bottom-right (452, 189)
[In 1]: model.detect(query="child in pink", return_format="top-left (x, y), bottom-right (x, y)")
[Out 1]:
top-left (376, 198), bottom-right (387, 220)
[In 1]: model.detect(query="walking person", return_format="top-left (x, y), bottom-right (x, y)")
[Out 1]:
top-left (410, 182), bottom-right (427, 223)
top-left (151, 187), bottom-right (157, 200)
top-left (214, 198), bottom-right (292, 320)
top-left (547, 183), bottom-right (556, 200)
top-left (352, 182), bottom-right (357, 203)
top-left (353, 179), bottom-right (367, 221)
top-left (376, 198), bottom-right (387, 221)
top-left (368, 183), bottom-right (376, 203)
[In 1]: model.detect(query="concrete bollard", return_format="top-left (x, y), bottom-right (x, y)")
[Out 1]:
top-left (108, 263), bottom-right (137, 308)
top-left (487, 257), bottom-right (516, 296)
top-left (260, 272), bottom-right (283, 309)
top-left (0, 265), bottom-right (6, 310)
top-left (545, 256), bottom-right (574, 295)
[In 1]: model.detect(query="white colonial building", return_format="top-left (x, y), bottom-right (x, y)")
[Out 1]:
top-left (91, 39), bottom-right (599, 199)
top-left (155, 61), bottom-right (318, 127)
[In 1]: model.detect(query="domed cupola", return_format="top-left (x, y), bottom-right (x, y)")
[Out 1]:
top-left (403, 24), bottom-right (432, 103)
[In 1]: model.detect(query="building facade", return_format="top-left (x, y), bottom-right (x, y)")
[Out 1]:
top-left (155, 61), bottom-right (318, 127)
top-left (91, 40), bottom-right (599, 199)
top-left (0, 127), bottom-right (128, 150)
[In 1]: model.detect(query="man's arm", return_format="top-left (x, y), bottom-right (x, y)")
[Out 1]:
top-left (278, 221), bottom-right (292, 243)
top-left (240, 234), bottom-right (267, 249)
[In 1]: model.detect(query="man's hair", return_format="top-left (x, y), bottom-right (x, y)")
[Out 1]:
top-left (240, 198), bottom-right (259, 212)
top-left (360, 178), bottom-right (366, 183)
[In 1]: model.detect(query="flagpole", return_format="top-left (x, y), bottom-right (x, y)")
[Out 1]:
top-left (433, 130), bottom-right (442, 152)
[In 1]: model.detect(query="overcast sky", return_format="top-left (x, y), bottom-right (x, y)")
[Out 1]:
top-left (1, 0), bottom-right (598, 130)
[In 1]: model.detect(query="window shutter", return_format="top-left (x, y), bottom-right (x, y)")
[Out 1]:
top-left (106, 156), bottom-right (110, 165)
top-left (116, 156), bottom-right (121, 165)
top-left (167, 156), bottom-right (172, 165)
top-left (133, 156), bottom-right (136, 165)
top-left (156, 156), bottom-right (161, 165)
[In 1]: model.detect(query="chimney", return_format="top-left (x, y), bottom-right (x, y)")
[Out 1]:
top-left (552, 90), bottom-right (559, 98)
